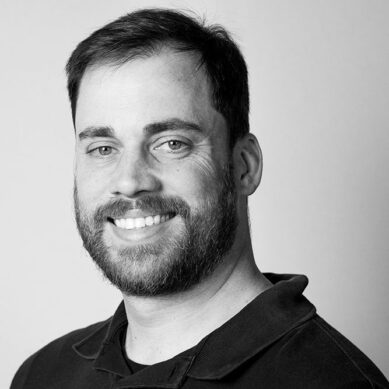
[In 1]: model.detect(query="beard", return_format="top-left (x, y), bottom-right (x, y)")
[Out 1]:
top-left (74, 165), bottom-right (238, 297)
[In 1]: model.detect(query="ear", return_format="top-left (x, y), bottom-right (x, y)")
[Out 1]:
top-left (233, 133), bottom-right (263, 196)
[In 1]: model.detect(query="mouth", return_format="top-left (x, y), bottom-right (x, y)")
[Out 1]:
top-left (107, 212), bottom-right (176, 230)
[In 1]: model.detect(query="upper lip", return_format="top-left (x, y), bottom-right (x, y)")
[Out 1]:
top-left (110, 209), bottom-right (171, 219)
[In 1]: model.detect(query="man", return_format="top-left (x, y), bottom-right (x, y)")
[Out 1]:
top-left (11, 8), bottom-right (388, 389)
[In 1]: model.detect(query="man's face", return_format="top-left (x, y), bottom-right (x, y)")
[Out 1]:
top-left (74, 49), bottom-right (238, 296)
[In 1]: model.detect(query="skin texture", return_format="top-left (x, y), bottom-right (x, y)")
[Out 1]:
top-left (74, 48), bottom-right (272, 364)
top-left (73, 163), bottom-right (238, 295)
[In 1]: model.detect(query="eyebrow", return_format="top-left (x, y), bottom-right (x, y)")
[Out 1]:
top-left (78, 126), bottom-right (115, 141)
top-left (143, 119), bottom-right (204, 136)
top-left (78, 119), bottom-right (204, 141)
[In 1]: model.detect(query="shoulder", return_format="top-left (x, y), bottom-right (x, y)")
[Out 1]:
top-left (269, 315), bottom-right (388, 388)
top-left (10, 319), bottom-right (110, 389)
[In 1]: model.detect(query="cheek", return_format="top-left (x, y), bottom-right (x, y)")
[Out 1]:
top-left (74, 162), bottom-right (107, 205)
top-left (166, 158), bottom-right (221, 206)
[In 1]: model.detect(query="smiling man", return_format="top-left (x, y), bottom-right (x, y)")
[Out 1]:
top-left (11, 8), bottom-right (388, 389)
top-left (73, 50), bottom-right (242, 299)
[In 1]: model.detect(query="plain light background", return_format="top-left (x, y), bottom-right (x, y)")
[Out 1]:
top-left (1, 0), bottom-right (388, 386)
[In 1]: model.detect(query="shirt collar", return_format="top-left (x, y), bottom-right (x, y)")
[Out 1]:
top-left (187, 273), bottom-right (316, 379)
top-left (72, 298), bottom-right (196, 387)
top-left (73, 273), bottom-right (316, 387)
top-left (73, 300), bottom-right (130, 375)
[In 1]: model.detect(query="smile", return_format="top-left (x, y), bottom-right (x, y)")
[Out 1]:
top-left (112, 213), bottom-right (174, 230)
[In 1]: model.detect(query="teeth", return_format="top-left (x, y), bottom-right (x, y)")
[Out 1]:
top-left (125, 218), bottom-right (134, 229)
top-left (135, 218), bottom-right (145, 228)
top-left (114, 214), bottom-right (172, 230)
top-left (145, 216), bottom-right (154, 226)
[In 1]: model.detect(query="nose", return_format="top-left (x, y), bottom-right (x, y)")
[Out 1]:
top-left (110, 150), bottom-right (161, 198)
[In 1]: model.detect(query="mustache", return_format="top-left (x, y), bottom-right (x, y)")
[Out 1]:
top-left (93, 195), bottom-right (191, 223)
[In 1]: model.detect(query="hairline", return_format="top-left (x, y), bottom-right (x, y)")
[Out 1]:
top-left (73, 41), bottom-right (231, 143)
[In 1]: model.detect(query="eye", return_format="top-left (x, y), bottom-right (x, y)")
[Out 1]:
top-left (88, 146), bottom-right (115, 156)
top-left (166, 140), bottom-right (183, 151)
top-left (154, 139), bottom-right (189, 153)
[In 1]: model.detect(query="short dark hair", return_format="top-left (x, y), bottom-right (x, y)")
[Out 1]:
top-left (66, 8), bottom-right (249, 146)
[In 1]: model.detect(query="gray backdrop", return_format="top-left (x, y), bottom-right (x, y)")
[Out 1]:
top-left (1, 0), bottom-right (388, 386)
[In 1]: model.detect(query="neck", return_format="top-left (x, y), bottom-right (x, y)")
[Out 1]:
top-left (122, 239), bottom-right (272, 365)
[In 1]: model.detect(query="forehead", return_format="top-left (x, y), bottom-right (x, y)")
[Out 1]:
top-left (75, 49), bottom-right (226, 137)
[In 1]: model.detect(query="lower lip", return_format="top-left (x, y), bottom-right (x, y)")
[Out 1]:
top-left (107, 216), bottom-right (176, 244)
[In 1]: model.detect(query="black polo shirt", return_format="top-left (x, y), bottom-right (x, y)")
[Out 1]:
top-left (11, 274), bottom-right (389, 388)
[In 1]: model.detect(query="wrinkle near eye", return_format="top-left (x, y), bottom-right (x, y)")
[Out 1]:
top-left (187, 152), bottom-right (219, 181)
